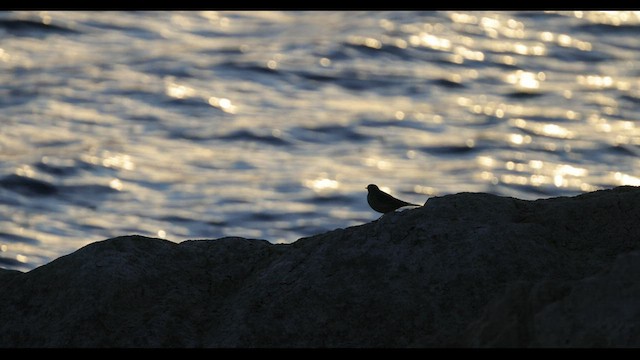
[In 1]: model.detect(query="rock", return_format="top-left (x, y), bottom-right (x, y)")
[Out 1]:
top-left (462, 251), bottom-right (640, 347)
top-left (1, 186), bottom-right (640, 347)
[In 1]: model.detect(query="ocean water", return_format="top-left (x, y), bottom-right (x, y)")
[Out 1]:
top-left (2, 10), bottom-right (640, 272)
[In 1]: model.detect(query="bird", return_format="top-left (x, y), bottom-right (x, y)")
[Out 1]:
top-left (366, 184), bottom-right (419, 213)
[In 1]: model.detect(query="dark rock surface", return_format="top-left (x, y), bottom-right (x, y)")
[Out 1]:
top-left (1, 186), bottom-right (640, 347)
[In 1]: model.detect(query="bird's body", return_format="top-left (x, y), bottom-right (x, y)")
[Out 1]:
top-left (366, 184), bottom-right (419, 213)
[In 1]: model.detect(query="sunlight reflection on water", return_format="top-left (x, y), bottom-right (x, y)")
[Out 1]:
top-left (1, 10), bottom-right (640, 271)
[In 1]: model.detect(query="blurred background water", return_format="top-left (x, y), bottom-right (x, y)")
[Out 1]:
top-left (2, 10), bottom-right (640, 272)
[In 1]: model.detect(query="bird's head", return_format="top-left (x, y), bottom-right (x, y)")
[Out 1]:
top-left (366, 184), bottom-right (379, 192)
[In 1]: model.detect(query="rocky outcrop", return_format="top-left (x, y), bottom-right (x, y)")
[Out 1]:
top-left (1, 186), bottom-right (640, 347)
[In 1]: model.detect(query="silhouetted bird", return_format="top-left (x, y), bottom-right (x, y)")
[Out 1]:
top-left (366, 184), bottom-right (419, 213)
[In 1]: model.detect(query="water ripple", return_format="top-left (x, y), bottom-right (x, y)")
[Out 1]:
top-left (0, 18), bottom-right (79, 37)
top-left (2, 10), bottom-right (640, 271)
top-left (0, 175), bottom-right (58, 196)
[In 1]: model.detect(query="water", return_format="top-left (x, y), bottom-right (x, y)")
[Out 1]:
top-left (2, 10), bottom-right (640, 272)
